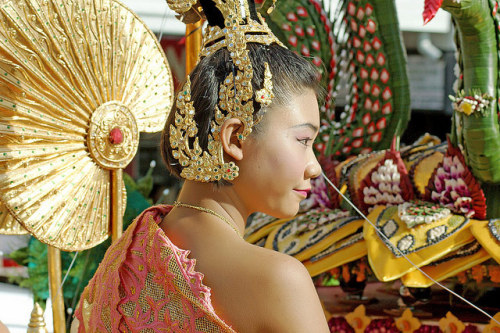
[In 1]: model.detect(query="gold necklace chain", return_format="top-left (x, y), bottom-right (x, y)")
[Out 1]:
top-left (173, 201), bottom-right (243, 238)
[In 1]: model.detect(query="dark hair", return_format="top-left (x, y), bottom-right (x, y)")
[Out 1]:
top-left (161, 43), bottom-right (323, 180)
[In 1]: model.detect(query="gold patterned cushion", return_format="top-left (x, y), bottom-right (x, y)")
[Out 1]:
top-left (244, 212), bottom-right (291, 244)
top-left (364, 205), bottom-right (474, 281)
top-left (401, 241), bottom-right (490, 287)
top-left (470, 219), bottom-right (500, 264)
top-left (265, 208), bottom-right (362, 261)
top-left (303, 232), bottom-right (366, 277)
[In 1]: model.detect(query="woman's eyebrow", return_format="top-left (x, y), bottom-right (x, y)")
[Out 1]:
top-left (290, 123), bottom-right (319, 133)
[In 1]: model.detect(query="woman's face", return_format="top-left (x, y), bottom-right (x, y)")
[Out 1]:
top-left (234, 89), bottom-right (321, 218)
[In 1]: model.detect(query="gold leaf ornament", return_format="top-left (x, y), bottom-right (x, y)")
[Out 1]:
top-left (0, 0), bottom-right (174, 250)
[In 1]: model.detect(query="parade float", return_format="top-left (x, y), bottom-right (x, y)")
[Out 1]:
top-left (1, 0), bottom-right (500, 331)
top-left (242, 0), bottom-right (500, 330)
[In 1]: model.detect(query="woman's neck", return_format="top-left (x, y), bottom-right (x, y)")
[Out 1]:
top-left (175, 180), bottom-right (249, 237)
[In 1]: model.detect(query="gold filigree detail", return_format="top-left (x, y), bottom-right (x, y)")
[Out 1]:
top-left (166, 0), bottom-right (198, 14)
top-left (168, 0), bottom-right (283, 182)
top-left (256, 63), bottom-right (274, 107)
top-left (88, 102), bottom-right (139, 170)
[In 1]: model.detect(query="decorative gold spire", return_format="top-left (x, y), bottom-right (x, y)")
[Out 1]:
top-left (167, 0), bottom-right (283, 182)
top-left (27, 303), bottom-right (48, 333)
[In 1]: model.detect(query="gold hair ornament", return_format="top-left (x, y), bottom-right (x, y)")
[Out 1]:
top-left (168, 0), bottom-right (283, 182)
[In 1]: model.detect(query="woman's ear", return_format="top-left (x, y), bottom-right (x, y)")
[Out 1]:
top-left (220, 118), bottom-right (244, 161)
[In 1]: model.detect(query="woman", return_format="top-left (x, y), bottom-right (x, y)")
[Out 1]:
top-left (74, 0), bottom-right (330, 331)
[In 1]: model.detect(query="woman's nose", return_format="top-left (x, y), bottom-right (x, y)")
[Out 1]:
top-left (305, 153), bottom-right (322, 180)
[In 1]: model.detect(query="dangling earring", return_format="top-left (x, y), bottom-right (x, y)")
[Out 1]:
top-left (219, 144), bottom-right (239, 181)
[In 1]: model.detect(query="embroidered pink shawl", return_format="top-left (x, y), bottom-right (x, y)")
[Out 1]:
top-left (75, 205), bottom-right (236, 332)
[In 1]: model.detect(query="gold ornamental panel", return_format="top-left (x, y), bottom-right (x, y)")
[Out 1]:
top-left (88, 102), bottom-right (139, 170)
top-left (0, 201), bottom-right (28, 235)
top-left (0, 0), bottom-right (174, 250)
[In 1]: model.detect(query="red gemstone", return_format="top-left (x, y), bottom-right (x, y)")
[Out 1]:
top-left (109, 127), bottom-right (124, 145)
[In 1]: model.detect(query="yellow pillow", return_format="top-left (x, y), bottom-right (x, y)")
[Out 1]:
top-left (303, 232), bottom-right (366, 277)
top-left (470, 219), bottom-right (500, 264)
top-left (365, 205), bottom-right (474, 281)
top-left (265, 208), bottom-right (362, 262)
top-left (401, 241), bottom-right (490, 287)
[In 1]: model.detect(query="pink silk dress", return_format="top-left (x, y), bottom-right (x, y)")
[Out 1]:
top-left (74, 205), bottom-right (236, 332)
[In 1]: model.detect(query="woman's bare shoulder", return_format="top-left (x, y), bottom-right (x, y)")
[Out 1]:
top-left (224, 243), bottom-right (330, 332)
top-left (239, 242), bottom-right (306, 277)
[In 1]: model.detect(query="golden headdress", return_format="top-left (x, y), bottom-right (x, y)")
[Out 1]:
top-left (166, 0), bottom-right (283, 182)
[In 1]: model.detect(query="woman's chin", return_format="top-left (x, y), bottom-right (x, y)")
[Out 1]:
top-left (267, 205), bottom-right (300, 220)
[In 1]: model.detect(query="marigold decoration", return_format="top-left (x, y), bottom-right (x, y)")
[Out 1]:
top-left (424, 138), bottom-right (486, 219)
top-left (354, 260), bottom-right (367, 282)
top-left (457, 270), bottom-right (468, 284)
top-left (342, 263), bottom-right (351, 283)
top-left (439, 312), bottom-right (466, 333)
top-left (345, 305), bottom-right (371, 333)
top-left (489, 265), bottom-right (500, 283)
top-left (330, 267), bottom-right (341, 279)
top-left (450, 90), bottom-right (494, 117)
top-left (471, 264), bottom-right (485, 283)
top-left (359, 138), bottom-right (414, 213)
top-left (396, 308), bottom-right (421, 333)
top-left (483, 312), bottom-right (500, 333)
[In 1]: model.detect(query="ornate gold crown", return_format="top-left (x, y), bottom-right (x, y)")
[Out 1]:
top-left (167, 0), bottom-right (283, 182)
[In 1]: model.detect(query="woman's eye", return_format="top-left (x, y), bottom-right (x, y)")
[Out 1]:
top-left (298, 138), bottom-right (312, 146)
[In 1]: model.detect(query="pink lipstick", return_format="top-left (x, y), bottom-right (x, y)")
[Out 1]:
top-left (294, 189), bottom-right (311, 198)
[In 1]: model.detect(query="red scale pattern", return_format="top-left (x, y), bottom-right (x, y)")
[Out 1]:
top-left (325, 0), bottom-right (395, 159)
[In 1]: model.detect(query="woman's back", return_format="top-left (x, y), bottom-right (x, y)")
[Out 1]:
top-left (161, 205), bottom-right (328, 333)
top-left (74, 206), bottom-right (236, 332)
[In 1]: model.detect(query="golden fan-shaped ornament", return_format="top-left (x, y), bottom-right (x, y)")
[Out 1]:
top-left (0, 0), bottom-right (174, 250)
top-left (0, 200), bottom-right (28, 235)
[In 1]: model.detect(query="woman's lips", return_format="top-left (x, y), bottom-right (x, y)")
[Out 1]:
top-left (294, 189), bottom-right (310, 198)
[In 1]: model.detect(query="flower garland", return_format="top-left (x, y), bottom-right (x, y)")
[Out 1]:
top-left (398, 201), bottom-right (451, 228)
top-left (450, 90), bottom-right (494, 116)
top-left (456, 262), bottom-right (500, 284)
